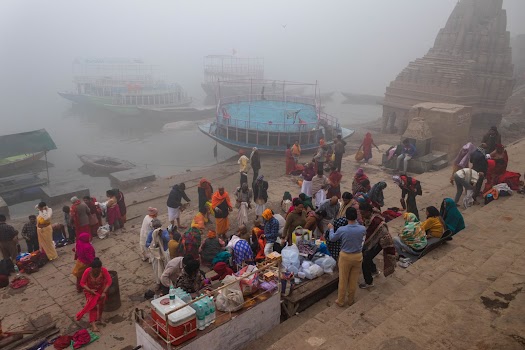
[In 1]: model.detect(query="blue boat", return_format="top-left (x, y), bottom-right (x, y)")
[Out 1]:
top-left (198, 80), bottom-right (354, 154)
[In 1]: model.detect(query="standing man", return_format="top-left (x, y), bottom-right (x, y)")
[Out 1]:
top-left (318, 196), bottom-right (341, 232)
top-left (139, 207), bottom-right (158, 262)
top-left (470, 144), bottom-right (488, 204)
top-left (327, 207), bottom-right (366, 307)
top-left (333, 135), bottom-right (346, 172)
top-left (313, 142), bottom-right (328, 175)
top-left (167, 183), bottom-right (191, 229)
top-left (253, 175), bottom-right (269, 220)
top-left (396, 139), bottom-right (417, 173)
top-left (0, 214), bottom-right (18, 263)
top-left (250, 147), bottom-right (261, 186)
top-left (291, 140), bottom-right (301, 163)
top-left (358, 203), bottom-right (397, 289)
top-left (21, 215), bottom-right (39, 253)
top-left (393, 174), bottom-right (422, 219)
top-left (70, 196), bottom-right (91, 236)
top-left (211, 186), bottom-right (233, 239)
top-left (312, 172), bottom-right (329, 206)
top-left (235, 183), bottom-right (253, 227)
top-left (238, 150), bottom-right (250, 187)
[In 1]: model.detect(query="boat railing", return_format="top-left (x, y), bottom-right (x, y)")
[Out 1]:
top-left (219, 94), bottom-right (317, 107)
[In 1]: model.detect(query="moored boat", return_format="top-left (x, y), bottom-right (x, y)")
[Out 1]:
top-left (78, 154), bottom-right (135, 173)
top-left (0, 152), bottom-right (46, 173)
top-left (198, 80), bottom-right (354, 154)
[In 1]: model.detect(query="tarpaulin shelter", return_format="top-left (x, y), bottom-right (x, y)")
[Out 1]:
top-left (0, 129), bottom-right (57, 182)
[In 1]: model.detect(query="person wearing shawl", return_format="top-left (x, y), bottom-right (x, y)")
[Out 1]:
top-left (146, 219), bottom-right (170, 288)
top-left (301, 162), bottom-right (316, 196)
top-left (176, 259), bottom-right (204, 293)
top-left (36, 202), bottom-right (58, 261)
top-left (262, 209), bottom-right (279, 256)
top-left (481, 126), bottom-right (502, 154)
top-left (352, 168), bottom-right (369, 195)
top-left (292, 140), bottom-right (301, 163)
top-left (235, 182), bottom-right (253, 227)
top-left (327, 207), bottom-right (366, 306)
top-left (450, 143), bottom-right (477, 184)
top-left (392, 175), bottom-right (422, 219)
top-left (114, 189), bottom-right (127, 231)
top-left (485, 144), bottom-right (509, 191)
top-left (198, 178), bottom-right (213, 221)
top-left (199, 230), bottom-right (225, 266)
top-left (393, 213), bottom-right (427, 260)
top-left (251, 226), bottom-right (267, 262)
top-left (83, 196), bottom-right (101, 237)
top-left (77, 258), bottom-right (112, 332)
top-left (298, 193), bottom-right (315, 211)
top-left (313, 142), bottom-right (328, 175)
top-left (368, 181), bottom-right (387, 210)
top-left (358, 132), bottom-right (380, 164)
top-left (470, 144), bottom-right (488, 203)
top-left (282, 201), bottom-right (306, 245)
top-left (325, 214), bottom-right (348, 261)
top-left (420, 206), bottom-right (445, 239)
top-left (211, 187), bottom-right (233, 239)
top-left (227, 225), bottom-right (254, 269)
top-left (312, 173), bottom-right (329, 206)
top-left (182, 220), bottom-right (203, 261)
top-left (327, 167), bottom-right (343, 199)
top-left (139, 207), bottom-right (158, 262)
top-left (440, 198), bottom-right (465, 235)
top-left (238, 150), bottom-right (250, 187)
top-left (70, 196), bottom-right (91, 237)
top-left (285, 144), bottom-right (296, 175)
top-left (211, 262), bottom-right (234, 281)
top-left (250, 147), bottom-right (261, 185)
top-left (72, 232), bottom-right (95, 292)
top-left (338, 192), bottom-right (363, 224)
top-left (359, 203), bottom-right (396, 289)
top-left (253, 175), bottom-right (269, 220)
top-left (105, 190), bottom-right (122, 231)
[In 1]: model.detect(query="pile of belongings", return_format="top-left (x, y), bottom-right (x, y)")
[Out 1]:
top-left (16, 251), bottom-right (48, 274)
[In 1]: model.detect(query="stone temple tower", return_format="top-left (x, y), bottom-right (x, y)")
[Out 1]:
top-left (382, 0), bottom-right (514, 133)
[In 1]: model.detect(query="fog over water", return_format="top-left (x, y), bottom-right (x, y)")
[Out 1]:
top-left (0, 0), bottom-right (524, 216)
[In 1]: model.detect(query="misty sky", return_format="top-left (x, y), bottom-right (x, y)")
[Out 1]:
top-left (1, 0), bottom-right (524, 109)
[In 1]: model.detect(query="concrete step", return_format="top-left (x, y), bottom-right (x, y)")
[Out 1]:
top-left (432, 159), bottom-right (448, 170)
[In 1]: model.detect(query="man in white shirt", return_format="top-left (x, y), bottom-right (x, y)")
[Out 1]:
top-left (452, 168), bottom-right (479, 205)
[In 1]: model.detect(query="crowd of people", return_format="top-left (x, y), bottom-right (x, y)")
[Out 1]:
top-left (1, 125), bottom-right (517, 330)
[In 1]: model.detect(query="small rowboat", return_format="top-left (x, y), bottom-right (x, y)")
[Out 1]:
top-left (0, 152), bottom-right (46, 173)
top-left (78, 154), bottom-right (135, 173)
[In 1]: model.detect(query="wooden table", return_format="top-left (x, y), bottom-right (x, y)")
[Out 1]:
top-left (281, 269), bottom-right (339, 319)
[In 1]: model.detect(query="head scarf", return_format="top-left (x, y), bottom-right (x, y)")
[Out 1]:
top-left (207, 230), bottom-right (217, 239)
top-left (495, 144), bottom-right (505, 153)
top-left (402, 212), bottom-right (421, 236)
top-left (76, 233), bottom-right (95, 265)
top-left (355, 168), bottom-right (364, 177)
top-left (70, 196), bottom-right (79, 204)
top-left (440, 198), bottom-right (465, 234)
top-left (148, 207), bottom-right (158, 216)
top-left (455, 142), bottom-right (477, 168)
top-left (262, 208), bottom-right (273, 221)
top-left (392, 175), bottom-right (402, 186)
top-left (368, 181), bottom-right (387, 207)
top-left (252, 227), bottom-right (263, 238)
top-left (257, 175), bottom-right (264, 181)
top-left (199, 178), bottom-right (213, 199)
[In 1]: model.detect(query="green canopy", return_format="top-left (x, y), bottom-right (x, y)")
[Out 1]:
top-left (0, 129), bottom-right (57, 159)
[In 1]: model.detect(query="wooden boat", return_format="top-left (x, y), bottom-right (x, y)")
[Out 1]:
top-left (0, 152), bottom-right (46, 172)
top-left (78, 154), bottom-right (135, 173)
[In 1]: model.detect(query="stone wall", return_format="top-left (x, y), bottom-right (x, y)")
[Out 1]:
top-left (382, 0), bottom-right (514, 133)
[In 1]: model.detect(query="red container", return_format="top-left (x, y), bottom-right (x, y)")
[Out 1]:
top-left (150, 296), bottom-right (197, 346)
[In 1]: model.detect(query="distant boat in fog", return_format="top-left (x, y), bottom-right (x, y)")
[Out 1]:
top-left (58, 58), bottom-right (192, 117)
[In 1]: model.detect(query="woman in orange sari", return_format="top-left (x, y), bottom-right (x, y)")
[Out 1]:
top-left (358, 132), bottom-right (379, 163)
top-left (36, 202), bottom-right (58, 261)
top-left (77, 258), bottom-right (112, 332)
top-left (211, 187), bottom-right (233, 239)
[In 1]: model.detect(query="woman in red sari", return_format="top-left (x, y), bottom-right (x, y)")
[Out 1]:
top-left (485, 144), bottom-right (509, 191)
top-left (358, 132), bottom-right (379, 163)
top-left (77, 258), bottom-right (112, 332)
top-left (327, 166), bottom-right (343, 199)
top-left (285, 144), bottom-right (296, 175)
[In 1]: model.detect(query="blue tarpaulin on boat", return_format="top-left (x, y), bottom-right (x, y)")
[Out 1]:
top-left (0, 129), bottom-right (57, 158)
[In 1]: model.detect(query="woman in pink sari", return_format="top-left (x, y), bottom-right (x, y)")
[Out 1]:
top-left (72, 233), bottom-right (95, 292)
top-left (77, 258), bottom-right (112, 332)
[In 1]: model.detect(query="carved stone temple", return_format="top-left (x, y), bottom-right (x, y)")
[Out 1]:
top-left (382, 0), bottom-right (515, 134)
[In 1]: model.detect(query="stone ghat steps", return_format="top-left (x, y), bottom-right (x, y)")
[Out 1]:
top-left (263, 196), bottom-right (525, 350)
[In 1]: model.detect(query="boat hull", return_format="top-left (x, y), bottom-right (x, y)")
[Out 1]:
top-left (198, 123), bottom-right (354, 154)
top-left (0, 152), bottom-right (46, 173)
top-left (78, 154), bottom-right (135, 173)
top-left (58, 92), bottom-right (113, 106)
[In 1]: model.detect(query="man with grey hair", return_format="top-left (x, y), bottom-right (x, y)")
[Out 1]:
top-left (70, 196), bottom-right (91, 236)
top-left (146, 218), bottom-right (170, 288)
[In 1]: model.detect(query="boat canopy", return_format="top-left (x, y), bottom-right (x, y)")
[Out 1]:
top-left (0, 129), bottom-right (57, 158)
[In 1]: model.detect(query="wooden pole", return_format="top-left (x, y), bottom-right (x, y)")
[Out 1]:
top-left (44, 151), bottom-right (49, 184)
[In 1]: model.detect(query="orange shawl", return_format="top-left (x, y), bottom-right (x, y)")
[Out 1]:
top-left (212, 191), bottom-right (232, 209)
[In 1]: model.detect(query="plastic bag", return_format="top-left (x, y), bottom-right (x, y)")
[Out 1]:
top-left (97, 224), bottom-right (110, 239)
top-left (236, 265), bottom-right (259, 296)
top-left (355, 150), bottom-right (364, 161)
top-left (281, 244), bottom-right (300, 272)
top-left (314, 256), bottom-right (337, 274)
top-left (215, 275), bottom-right (244, 312)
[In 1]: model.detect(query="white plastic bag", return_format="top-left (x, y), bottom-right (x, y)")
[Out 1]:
top-left (305, 264), bottom-right (324, 279)
top-left (97, 224), bottom-right (110, 239)
top-left (314, 256), bottom-right (337, 274)
top-left (281, 244), bottom-right (300, 272)
top-left (216, 275), bottom-right (245, 312)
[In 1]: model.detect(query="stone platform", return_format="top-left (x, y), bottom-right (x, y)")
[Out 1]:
top-left (40, 182), bottom-right (90, 205)
top-left (109, 168), bottom-right (156, 188)
top-left (0, 195), bottom-right (9, 218)
top-left (382, 151), bottom-right (448, 174)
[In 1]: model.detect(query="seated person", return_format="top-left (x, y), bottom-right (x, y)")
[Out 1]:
top-left (420, 206), bottom-right (444, 239)
top-left (227, 225), bottom-right (254, 270)
top-left (176, 259), bottom-right (205, 293)
top-left (167, 225), bottom-right (182, 260)
top-left (440, 198), bottom-right (465, 235)
top-left (393, 213), bottom-right (427, 260)
top-left (199, 230), bottom-right (225, 267)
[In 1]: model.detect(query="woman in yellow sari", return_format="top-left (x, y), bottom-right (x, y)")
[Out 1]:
top-left (36, 202), bottom-right (58, 260)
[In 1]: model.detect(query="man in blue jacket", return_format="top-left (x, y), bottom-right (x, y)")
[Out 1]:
top-left (396, 139), bottom-right (416, 173)
top-left (167, 183), bottom-right (191, 229)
